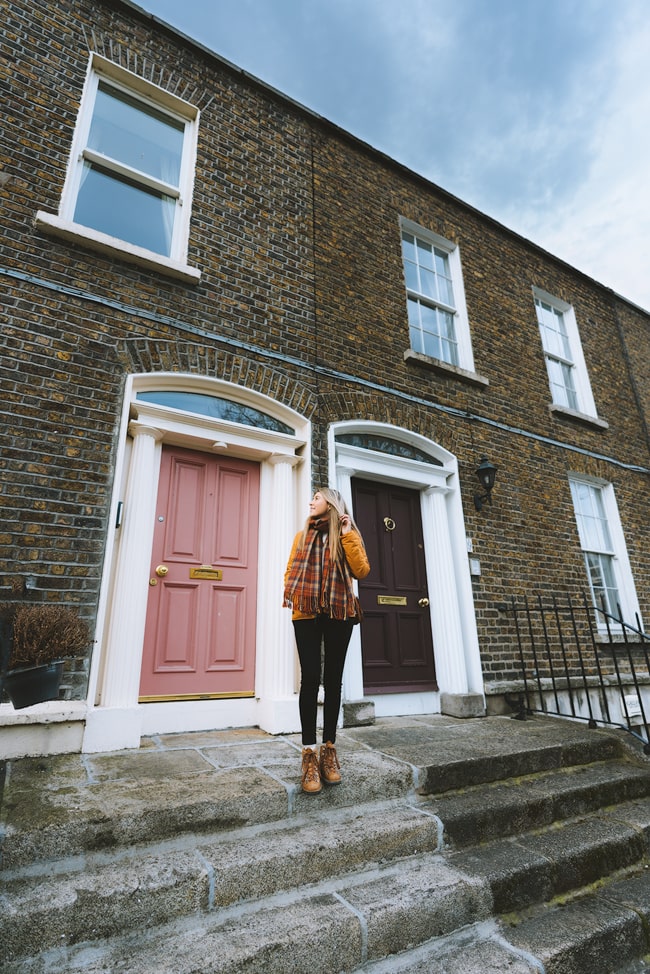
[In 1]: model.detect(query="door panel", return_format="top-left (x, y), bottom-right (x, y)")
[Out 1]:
top-left (140, 446), bottom-right (259, 701)
top-left (352, 478), bottom-right (437, 693)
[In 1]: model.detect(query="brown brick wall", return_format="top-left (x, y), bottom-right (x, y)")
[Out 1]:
top-left (2, 0), bottom-right (650, 699)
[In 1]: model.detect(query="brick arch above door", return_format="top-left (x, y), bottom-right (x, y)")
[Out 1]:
top-left (118, 338), bottom-right (318, 421)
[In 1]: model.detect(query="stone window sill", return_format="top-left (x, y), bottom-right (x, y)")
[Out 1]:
top-left (34, 211), bottom-right (201, 284)
top-left (404, 349), bottom-right (489, 388)
top-left (548, 403), bottom-right (609, 431)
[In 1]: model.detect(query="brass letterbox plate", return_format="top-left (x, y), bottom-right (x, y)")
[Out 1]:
top-left (377, 595), bottom-right (408, 606)
top-left (190, 566), bottom-right (223, 580)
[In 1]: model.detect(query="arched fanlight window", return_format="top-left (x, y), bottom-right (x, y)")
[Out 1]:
top-left (136, 390), bottom-right (294, 435)
top-left (336, 432), bottom-right (442, 466)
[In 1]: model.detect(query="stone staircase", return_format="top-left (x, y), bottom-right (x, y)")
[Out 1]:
top-left (1, 715), bottom-right (649, 973)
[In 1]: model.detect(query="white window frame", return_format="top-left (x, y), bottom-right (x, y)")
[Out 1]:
top-left (534, 288), bottom-right (598, 420)
top-left (35, 54), bottom-right (200, 283)
top-left (400, 219), bottom-right (475, 374)
top-left (568, 475), bottom-right (640, 631)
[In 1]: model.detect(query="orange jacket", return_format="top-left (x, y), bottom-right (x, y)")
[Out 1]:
top-left (284, 529), bottom-right (370, 621)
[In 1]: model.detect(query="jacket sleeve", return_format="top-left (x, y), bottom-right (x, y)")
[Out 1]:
top-left (341, 530), bottom-right (370, 579)
top-left (284, 532), bottom-right (302, 592)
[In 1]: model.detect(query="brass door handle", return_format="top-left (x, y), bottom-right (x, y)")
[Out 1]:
top-left (418, 597), bottom-right (430, 608)
top-left (155, 565), bottom-right (169, 577)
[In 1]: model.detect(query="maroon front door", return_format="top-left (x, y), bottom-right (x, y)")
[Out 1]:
top-left (352, 478), bottom-right (437, 693)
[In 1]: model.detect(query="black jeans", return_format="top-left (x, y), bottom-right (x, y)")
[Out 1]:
top-left (293, 615), bottom-right (354, 746)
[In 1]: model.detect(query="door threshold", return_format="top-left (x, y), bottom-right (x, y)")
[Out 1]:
top-left (139, 691), bottom-right (256, 702)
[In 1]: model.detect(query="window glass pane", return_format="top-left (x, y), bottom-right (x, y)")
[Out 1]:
top-left (136, 391), bottom-right (294, 434)
top-left (401, 232), bottom-right (416, 262)
top-left (420, 302), bottom-right (438, 335)
top-left (536, 299), bottom-right (572, 360)
top-left (336, 433), bottom-right (443, 465)
top-left (422, 332), bottom-right (443, 360)
top-left (90, 82), bottom-right (184, 185)
top-left (547, 359), bottom-right (578, 410)
top-left (419, 266), bottom-right (437, 300)
top-left (416, 238), bottom-right (434, 270)
top-left (571, 480), bottom-right (619, 615)
top-left (433, 249), bottom-right (454, 305)
top-left (409, 324), bottom-right (424, 354)
top-left (572, 482), bottom-right (613, 551)
top-left (585, 552), bottom-right (619, 616)
top-left (73, 162), bottom-right (175, 255)
top-left (407, 296), bottom-right (421, 327)
top-left (403, 260), bottom-right (419, 292)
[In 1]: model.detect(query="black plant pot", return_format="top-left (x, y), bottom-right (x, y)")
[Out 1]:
top-left (4, 661), bottom-right (64, 709)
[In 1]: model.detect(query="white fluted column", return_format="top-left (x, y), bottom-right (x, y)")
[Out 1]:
top-left (422, 486), bottom-right (468, 694)
top-left (83, 423), bottom-right (163, 751)
top-left (255, 452), bottom-right (301, 732)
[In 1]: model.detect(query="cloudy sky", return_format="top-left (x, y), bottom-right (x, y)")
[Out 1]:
top-left (144, 0), bottom-right (650, 313)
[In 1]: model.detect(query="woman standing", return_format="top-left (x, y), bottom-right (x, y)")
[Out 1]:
top-left (284, 487), bottom-right (370, 794)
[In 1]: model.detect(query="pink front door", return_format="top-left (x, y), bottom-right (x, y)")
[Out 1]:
top-left (139, 446), bottom-right (260, 701)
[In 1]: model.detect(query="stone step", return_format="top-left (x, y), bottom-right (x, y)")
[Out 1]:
top-left (503, 869), bottom-right (650, 974)
top-left (2, 718), bottom-right (648, 973)
top-left (0, 736), bottom-right (414, 870)
top-left (422, 759), bottom-right (650, 848)
top-left (1, 721), bottom-right (634, 873)
top-left (614, 960), bottom-right (650, 974)
top-left (0, 799), bottom-right (440, 962)
top-left (4, 853), bottom-right (649, 973)
top-left (350, 714), bottom-right (627, 795)
top-left (1, 851), bottom-right (495, 973)
top-left (2, 785), bottom-right (648, 968)
top-left (449, 800), bottom-right (650, 914)
top-left (355, 921), bottom-right (543, 973)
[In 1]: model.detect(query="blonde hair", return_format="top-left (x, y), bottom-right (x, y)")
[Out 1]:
top-left (301, 487), bottom-right (364, 564)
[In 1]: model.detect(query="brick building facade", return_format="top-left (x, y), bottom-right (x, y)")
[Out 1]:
top-left (2, 0), bottom-right (650, 757)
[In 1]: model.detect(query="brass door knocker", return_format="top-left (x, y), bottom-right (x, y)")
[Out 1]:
top-left (383, 516), bottom-right (396, 532)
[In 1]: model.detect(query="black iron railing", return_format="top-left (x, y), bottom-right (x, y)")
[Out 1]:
top-left (508, 593), bottom-right (650, 754)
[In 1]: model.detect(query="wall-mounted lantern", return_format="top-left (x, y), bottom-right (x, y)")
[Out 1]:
top-left (473, 456), bottom-right (498, 511)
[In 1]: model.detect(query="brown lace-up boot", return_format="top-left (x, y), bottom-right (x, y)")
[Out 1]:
top-left (301, 747), bottom-right (322, 794)
top-left (319, 741), bottom-right (342, 785)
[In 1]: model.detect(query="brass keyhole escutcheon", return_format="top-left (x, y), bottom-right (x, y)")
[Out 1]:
top-left (155, 565), bottom-right (169, 577)
top-left (383, 517), bottom-right (396, 532)
top-left (418, 597), bottom-right (430, 608)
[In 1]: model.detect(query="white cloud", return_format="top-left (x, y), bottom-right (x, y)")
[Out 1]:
top-left (502, 7), bottom-right (650, 310)
top-left (145, 0), bottom-right (650, 311)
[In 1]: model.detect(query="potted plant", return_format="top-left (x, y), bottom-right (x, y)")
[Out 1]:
top-left (0, 603), bottom-right (91, 709)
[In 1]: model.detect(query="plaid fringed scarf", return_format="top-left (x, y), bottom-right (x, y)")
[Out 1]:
top-left (283, 516), bottom-right (361, 620)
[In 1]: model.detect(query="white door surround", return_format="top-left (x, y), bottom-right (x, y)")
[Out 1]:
top-left (82, 373), bottom-right (310, 752)
top-left (329, 421), bottom-right (484, 720)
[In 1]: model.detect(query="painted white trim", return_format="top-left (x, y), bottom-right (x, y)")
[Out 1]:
top-left (83, 373), bottom-right (310, 752)
top-left (328, 420), bottom-right (484, 719)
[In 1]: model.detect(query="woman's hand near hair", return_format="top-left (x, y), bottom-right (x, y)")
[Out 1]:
top-left (339, 513), bottom-right (352, 535)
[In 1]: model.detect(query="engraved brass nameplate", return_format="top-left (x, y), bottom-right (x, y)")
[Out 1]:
top-left (377, 595), bottom-right (407, 606)
top-left (190, 566), bottom-right (223, 580)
